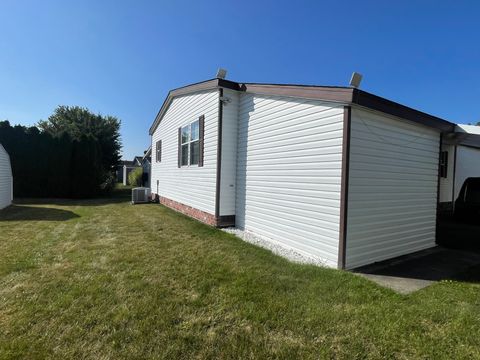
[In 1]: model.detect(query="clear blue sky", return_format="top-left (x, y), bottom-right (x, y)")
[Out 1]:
top-left (1, 1), bottom-right (479, 159)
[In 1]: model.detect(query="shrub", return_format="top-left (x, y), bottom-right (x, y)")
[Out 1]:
top-left (128, 168), bottom-right (143, 187)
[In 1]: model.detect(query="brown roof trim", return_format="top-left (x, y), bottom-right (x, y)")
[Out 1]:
top-left (239, 83), bottom-right (353, 103)
top-left (149, 79), bottom-right (455, 135)
top-left (352, 89), bottom-right (454, 133)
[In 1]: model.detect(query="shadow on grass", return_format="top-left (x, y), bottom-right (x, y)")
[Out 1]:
top-left (13, 185), bottom-right (133, 207)
top-left (0, 205), bottom-right (80, 221)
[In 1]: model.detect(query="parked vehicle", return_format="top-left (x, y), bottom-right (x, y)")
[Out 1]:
top-left (455, 177), bottom-right (480, 221)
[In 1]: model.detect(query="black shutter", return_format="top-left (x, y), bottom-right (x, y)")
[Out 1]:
top-left (198, 115), bottom-right (205, 167)
top-left (178, 127), bottom-right (182, 168)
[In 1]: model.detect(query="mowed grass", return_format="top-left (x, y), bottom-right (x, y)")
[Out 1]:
top-left (1, 189), bottom-right (480, 359)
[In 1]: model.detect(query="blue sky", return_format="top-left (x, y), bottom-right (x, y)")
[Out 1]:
top-left (1, 1), bottom-right (479, 159)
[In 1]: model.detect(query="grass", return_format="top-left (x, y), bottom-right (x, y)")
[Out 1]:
top-left (1, 189), bottom-right (480, 359)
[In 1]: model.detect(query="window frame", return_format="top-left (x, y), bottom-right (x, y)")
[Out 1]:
top-left (180, 120), bottom-right (200, 167)
top-left (156, 140), bottom-right (162, 163)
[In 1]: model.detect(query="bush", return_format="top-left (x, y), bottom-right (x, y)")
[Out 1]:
top-left (128, 168), bottom-right (143, 187)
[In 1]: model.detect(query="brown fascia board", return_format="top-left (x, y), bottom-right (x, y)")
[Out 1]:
top-left (239, 83), bottom-right (354, 103)
top-left (149, 79), bottom-right (455, 135)
top-left (351, 89), bottom-right (455, 133)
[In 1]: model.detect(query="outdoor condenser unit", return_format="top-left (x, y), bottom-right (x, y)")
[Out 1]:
top-left (131, 187), bottom-right (151, 204)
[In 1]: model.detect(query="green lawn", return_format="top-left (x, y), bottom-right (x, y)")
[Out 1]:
top-left (1, 189), bottom-right (480, 359)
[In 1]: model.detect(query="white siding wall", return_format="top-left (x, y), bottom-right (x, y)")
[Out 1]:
top-left (219, 89), bottom-right (239, 216)
top-left (151, 90), bottom-right (219, 215)
top-left (0, 144), bottom-right (12, 209)
top-left (454, 145), bottom-right (480, 200)
top-left (439, 143), bottom-right (455, 203)
top-left (346, 108), bottom-right (440, 269)
top-left (236, 94), bottom-right (345, 267)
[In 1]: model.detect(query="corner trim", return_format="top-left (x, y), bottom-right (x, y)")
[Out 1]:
top-left (452, 145), bottom-right (457, 212)
top-left (338, 106), bottom-right (352, 270)
top-left (215, 88), bottom-right (224, 218)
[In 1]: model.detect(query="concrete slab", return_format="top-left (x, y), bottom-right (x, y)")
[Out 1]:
top-left (353, 246), bottom-right (480, 294)
top-left (356, 273), bottom-right (434, 294)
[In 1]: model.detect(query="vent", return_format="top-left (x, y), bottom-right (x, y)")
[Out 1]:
top-left (132, 187), bottom-right (151, 204)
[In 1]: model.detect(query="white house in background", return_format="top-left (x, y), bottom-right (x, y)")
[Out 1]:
top-left (439, 124), bottom-right (480, 211)
top-left (0, 143), bottom-right (13, 209)
top-left (148, 76), bottom-right (477, 270)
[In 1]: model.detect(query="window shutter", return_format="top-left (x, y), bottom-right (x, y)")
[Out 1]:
top-left (178, 127), bottom-right (182, 168)
top-left (198, 115), bottom-right (205, 167)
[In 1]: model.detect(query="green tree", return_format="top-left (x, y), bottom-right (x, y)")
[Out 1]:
top-left (38, 106), bottom-right (121, 171)
top-left (128, 167), bottom-right (143, 187)
top-left (38, 106), bottom-right (122, 195)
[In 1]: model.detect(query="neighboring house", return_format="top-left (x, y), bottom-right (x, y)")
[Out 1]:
top-left (439, 124), bottom-right (480, 211)
top-left (116, 160), bottom-right (132, 184)
top-left (0, 143), bottom-right (13, 209)
top-left (141, 147), bottom-right (152, 188)
top-left (148, 76), bottom-right (475, 270)
top-left (117, 158), bottom-right (142, 185)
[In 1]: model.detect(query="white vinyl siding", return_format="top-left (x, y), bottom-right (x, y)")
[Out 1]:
top-left (219, 89), bottom-right (239, 216)
top-left (151, 90), bottom-right (219, 215)
top-left (346, 108), bottom-right (440, 269)
top-left (454, 145), bottom-right (480, 201)
top-left (0, 144), bottom-right (12, 209)
top-left (439, 143), bottom-right (455, 203)
top-left (236, 94), bottom-right (344, 267)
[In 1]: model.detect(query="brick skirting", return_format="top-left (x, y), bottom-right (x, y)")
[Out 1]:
top-left (157, 195), bottom-right (235, 227)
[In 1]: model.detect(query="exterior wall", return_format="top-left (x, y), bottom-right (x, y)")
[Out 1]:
top-left (236, 93), bottom-right (345, 268)
top-left (219, 89), bottom-right (239, 216)
top-left (346, 108), bottom-right (440, 269)
top-left (0, 144), bottom-right (13, 209)
top-left (439, 143), bottom-right (455, 205)
top-left (454, 145), bottom-right (480, 200)
top-left (151, 89), bottom-right (219, 216)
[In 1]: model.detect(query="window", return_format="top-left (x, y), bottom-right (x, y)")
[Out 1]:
top-left (180, 120), bottom-right (200, 166)
top-left (156, 140), bottom-right (162, 162)
top-left (440, 151), bottom-right (448, 178)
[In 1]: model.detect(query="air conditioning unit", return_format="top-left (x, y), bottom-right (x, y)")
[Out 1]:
top-left (132, 187), bottom-right (151, 204)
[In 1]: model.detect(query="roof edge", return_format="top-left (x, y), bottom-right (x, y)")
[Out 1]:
top-left (149, 79), bottom-right (455, 135)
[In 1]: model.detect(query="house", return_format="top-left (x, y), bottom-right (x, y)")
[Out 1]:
top-left (0, 143), bottom-right (13, 209)
top-left (148, 75), bottom-right (475, 270)
top-left (439, 124), bottom-right (480, 212)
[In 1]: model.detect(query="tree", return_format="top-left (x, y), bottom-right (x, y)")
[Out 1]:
top-left (38, 106), bottom-right (122, 172)
top-left (0, 106), bottom-right (122, 198)
top-left (38, 106), bottom-right (122, 196)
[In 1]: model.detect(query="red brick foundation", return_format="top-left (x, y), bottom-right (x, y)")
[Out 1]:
top-left (159, 196), bottom-right (217, 226)
top-left (156, 195), bottom-right (235, 228)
